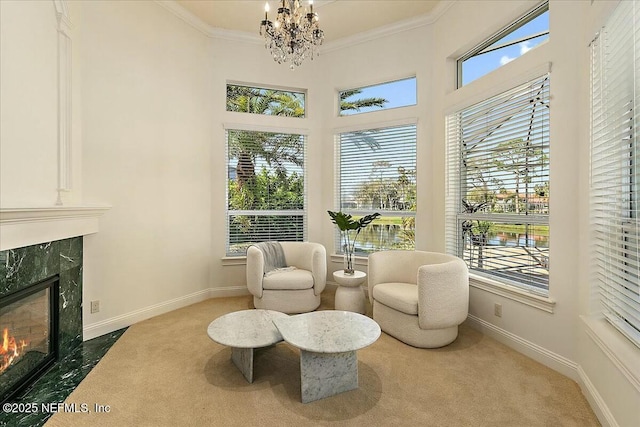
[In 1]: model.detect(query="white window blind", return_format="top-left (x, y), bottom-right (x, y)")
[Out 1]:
top-left (446, 75), bottom-right (550, 293)
top-left (226, 129), bottom-right (306, 256)
top-left (590, 0), bottom-right (640, 348)
top-left (336, 124), bottom-right (417, 253)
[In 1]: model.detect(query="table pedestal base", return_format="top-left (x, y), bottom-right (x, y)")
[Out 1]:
top-left (300, 350), bottom-right (358, 403)
top-left (231, 347), bottom-right (254, 383)
top-left (335, 285), bottom-right (366, 313)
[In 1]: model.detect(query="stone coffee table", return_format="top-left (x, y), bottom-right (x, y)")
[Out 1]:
top-left (273, 310), bottom-right (381, 403)
top-left (207, 309), bottom-right (288, 383)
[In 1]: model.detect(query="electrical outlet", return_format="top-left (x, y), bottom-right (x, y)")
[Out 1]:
top-left (90, 300), bottom-right (100, 314)
top-left (494, 303), bottom-right (502, 317)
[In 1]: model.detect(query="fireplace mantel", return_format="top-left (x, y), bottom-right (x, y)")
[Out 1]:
top-left (0, 205), bottom-right (111, 251)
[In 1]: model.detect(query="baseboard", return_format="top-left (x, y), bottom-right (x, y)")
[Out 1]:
top-left (466, 314), bottom-right (579, 381)
top-left (83, 286), bottom-right (250, 340)
top-left (325, 281), bottom-right (339, 292)
top-left (577, 365), bottom-right (618, 427)
top-left (210, 285), bottom-right (251, 298)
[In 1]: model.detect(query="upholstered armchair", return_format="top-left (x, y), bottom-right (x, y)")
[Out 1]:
top-left (368, 250), bottom-right (469, 348)
top-left (246, 242), bottom-right (327, 314)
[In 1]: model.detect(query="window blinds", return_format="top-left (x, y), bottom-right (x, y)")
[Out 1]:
top-left (226, 129), bottom-right (306, 256)
top-left (336, 123), bottom-right (417, 252)
top-left (446, 75), bottom-right (550, 292)
top-left (590, 0), bottom-right (640, 347)
top-left (458, 75), bottom-right (550, 209)
top-left (338, 124), bottom-right (417, 214)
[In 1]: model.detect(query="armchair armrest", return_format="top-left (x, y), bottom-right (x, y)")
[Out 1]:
top-left (246, 245), bottom-right (265, 298)
top-left (417, 257), bottom-right (469, 330)
top-left (310, 244), bottom-right (327, 296)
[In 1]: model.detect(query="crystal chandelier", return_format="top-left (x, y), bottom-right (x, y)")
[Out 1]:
top-left (260, 0), bottom-right (324, 69)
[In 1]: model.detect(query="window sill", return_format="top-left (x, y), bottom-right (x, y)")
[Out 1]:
top-left (582, 315), bottom-right (640, 392)
top-left (221, 256), bottom-right (246, 266)
top-left (329, 254), bottom-right (369, 268)
top-left (469, 273), bottom-right (556, 313)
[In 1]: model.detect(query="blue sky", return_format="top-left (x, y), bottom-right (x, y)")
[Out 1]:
top-left (462, 11), bottom-right (549, 85)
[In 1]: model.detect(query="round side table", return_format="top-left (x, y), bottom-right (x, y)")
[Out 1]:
top-left (333, 270), bottom-right (367, 314)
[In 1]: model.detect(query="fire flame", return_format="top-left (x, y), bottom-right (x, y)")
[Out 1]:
top-left (0, 327), bottom-right (28, 374)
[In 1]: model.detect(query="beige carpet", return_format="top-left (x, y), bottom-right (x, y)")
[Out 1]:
top-left (46, 289), bottom-right (599, 426)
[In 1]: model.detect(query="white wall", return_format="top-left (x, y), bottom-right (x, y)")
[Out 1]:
top-left (76, 0), bottom-right (214, 335)
top-left (0, 0), bottom-right (60, 206)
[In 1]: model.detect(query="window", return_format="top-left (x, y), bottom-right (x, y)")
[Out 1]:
top-left (590, 0), bottom-right (640, 348)
top-left (226, 129), bottom-right (306, 256)
top-left (339, 77), bottom-right (417, 116)
top-left (458, 2), bottom-right (548, 87)
top-left (336, 123), bottom-right (416, 254)
top-left (446, 74), bottom-right (550, 293)
top-left (226, 84), bottom-right (306, 118)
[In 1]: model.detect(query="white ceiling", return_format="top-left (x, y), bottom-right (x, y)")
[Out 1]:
top-left (175, 0), bottom-right (442, 42)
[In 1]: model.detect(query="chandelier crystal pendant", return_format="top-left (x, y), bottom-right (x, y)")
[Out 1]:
top-left (260, 0), bottom-right (324, 69)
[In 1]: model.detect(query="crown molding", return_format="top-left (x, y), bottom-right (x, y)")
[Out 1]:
top-left (157, 0), bottom-right (456, 51)
top-left (155, 0), bottom-right (214, 36)
top-left (321, 0), bottom-right (456, 53)
top-left (209, 27), bottom-right (263, 45)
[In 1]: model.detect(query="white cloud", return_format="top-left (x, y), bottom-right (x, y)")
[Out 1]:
top-left (520, 41), bottom-right (533, 55)
top-left (500, 55), bottom-right (515, 65)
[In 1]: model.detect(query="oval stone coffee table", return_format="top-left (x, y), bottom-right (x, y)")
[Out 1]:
top-left (207, 309), bottom-right (288, 383)
top-left (273, 311), bottom-right (381, 403)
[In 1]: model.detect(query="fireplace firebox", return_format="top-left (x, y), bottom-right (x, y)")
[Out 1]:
top-left (0, 276), bottom-right (59, 403)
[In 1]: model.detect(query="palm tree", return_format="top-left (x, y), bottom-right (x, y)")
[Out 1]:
top-left (339, 89), bottom-right (387, 114)
top-left (227, 88), bottom-right (305, 198)
top-left (461, 199), bottom-right (491, 268)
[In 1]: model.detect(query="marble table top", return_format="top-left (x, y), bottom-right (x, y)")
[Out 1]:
top-left (272, 310), bottom-right (381, 353)
top-left (207, 309), bottom-right (288, 348)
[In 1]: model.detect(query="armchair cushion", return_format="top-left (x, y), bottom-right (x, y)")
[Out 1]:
top-left (262, 269), bottom-right (314, 291)
top-left (371, 283), bottom-right (418, 315)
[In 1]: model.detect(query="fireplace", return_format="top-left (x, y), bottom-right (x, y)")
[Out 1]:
top-left (0, 276), bottom-right (59, 403)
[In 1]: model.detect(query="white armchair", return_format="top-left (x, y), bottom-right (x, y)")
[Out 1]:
top-left (368, 250), bottom-right (469, 348)
top-left (246, 242), bottom-right (327, 314)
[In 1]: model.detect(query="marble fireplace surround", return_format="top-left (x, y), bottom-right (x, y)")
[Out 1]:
top-left (0, 205), bottom-right (110, 348)
top-left (1, 237), bottom-right (82, 398)
top-left (0, 206), bottom-right (109, 403)
top-left (0, 205), bottom-right (109, 346)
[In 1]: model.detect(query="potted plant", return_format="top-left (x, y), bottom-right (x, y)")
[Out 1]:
top-left (327, 210), bottom-right (380, 275)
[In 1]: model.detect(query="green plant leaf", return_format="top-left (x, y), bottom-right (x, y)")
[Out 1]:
top-left (327, 210), bottom-right (359, 231)
top-left (357, 213), bottom-right (381, 229)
